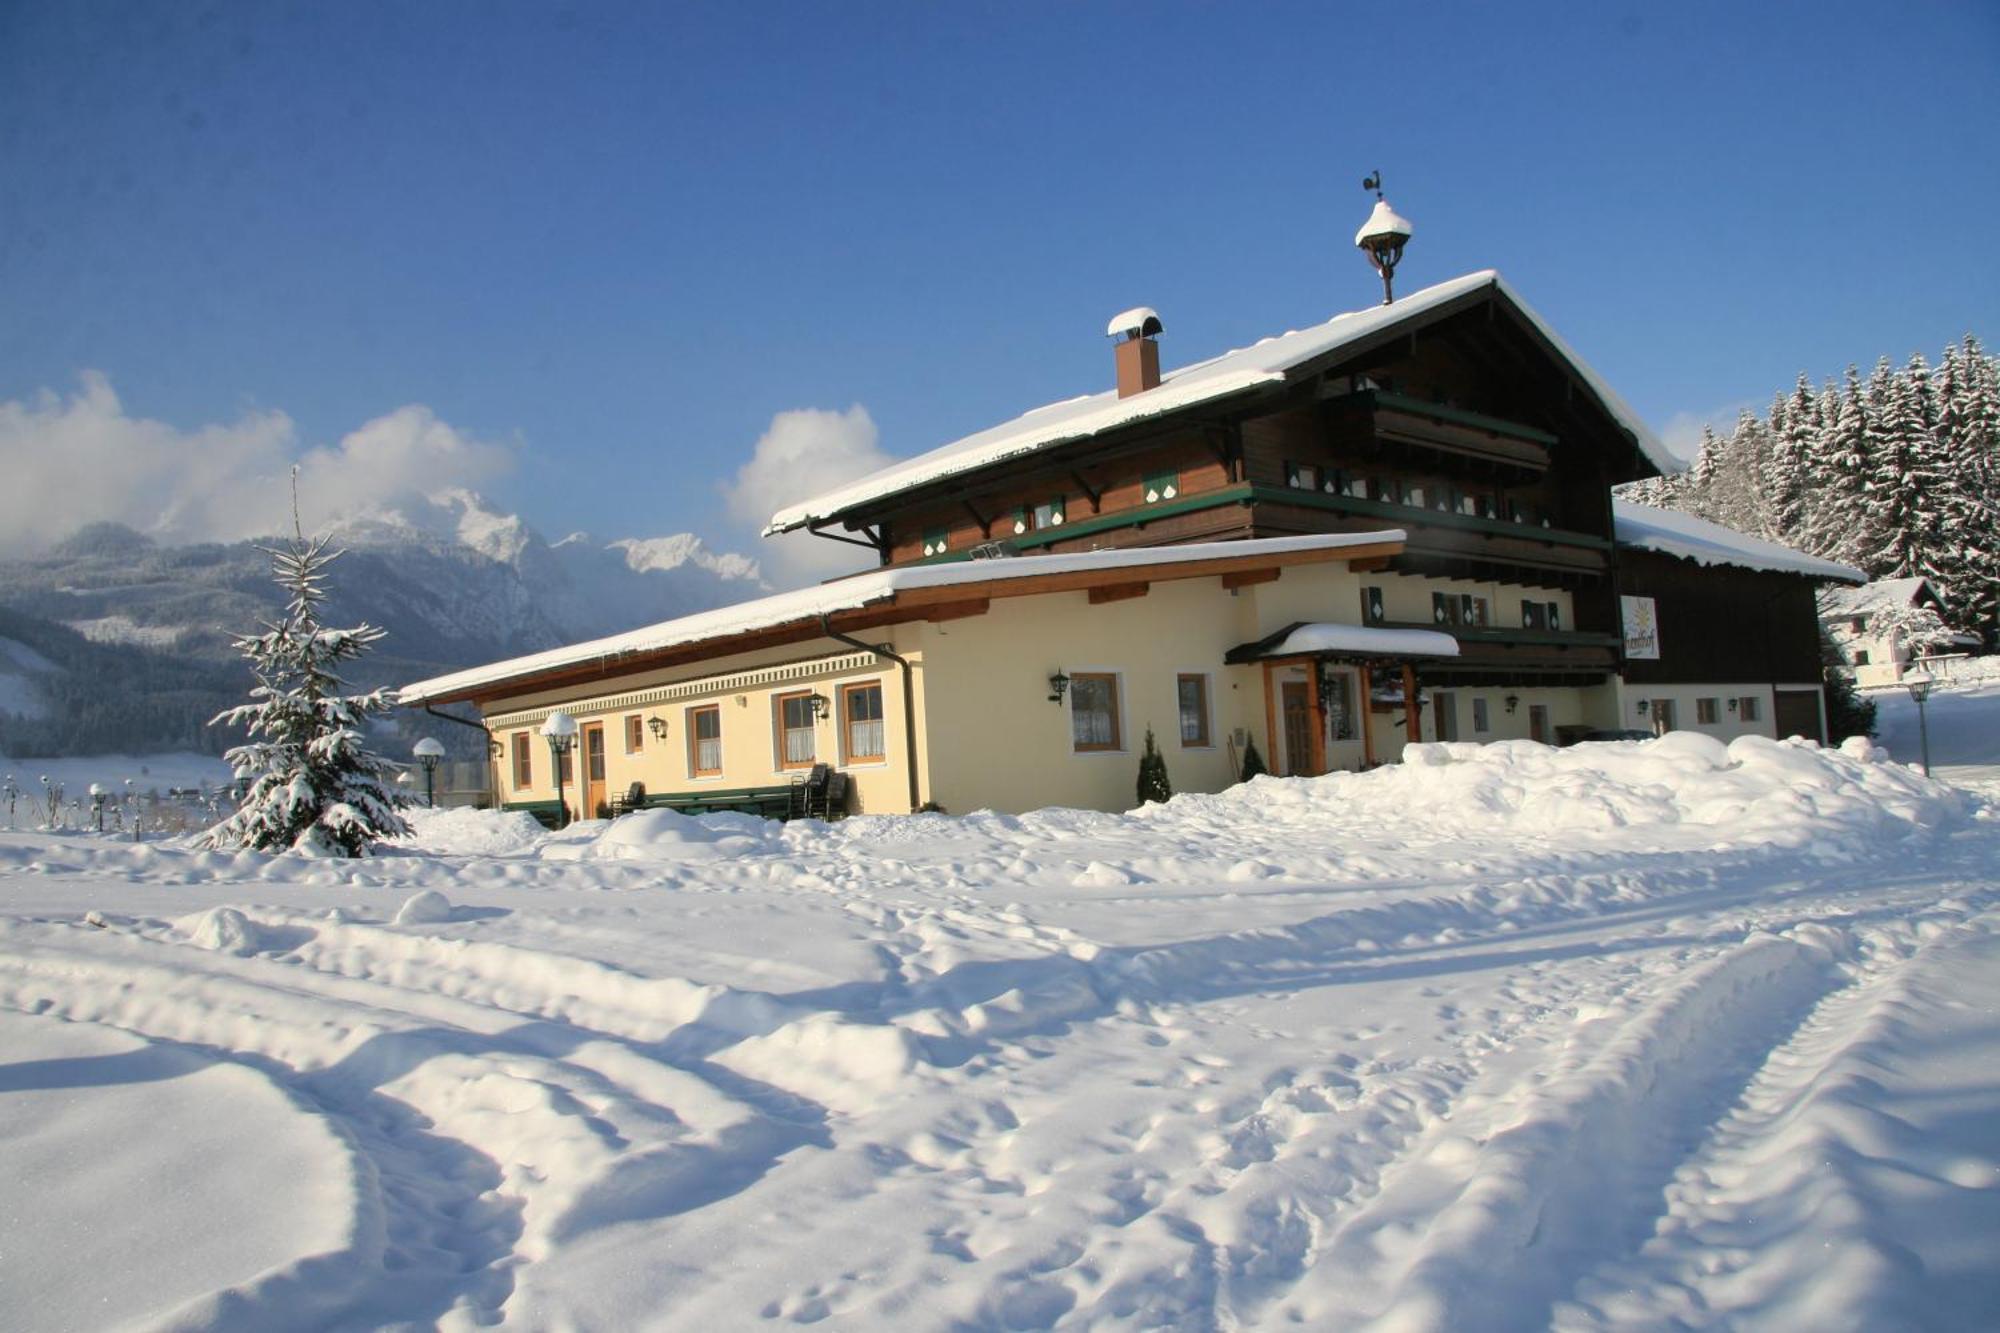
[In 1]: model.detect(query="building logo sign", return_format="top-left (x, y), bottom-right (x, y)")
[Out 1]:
top-left (1621, 595), bottom-right (1660, 660)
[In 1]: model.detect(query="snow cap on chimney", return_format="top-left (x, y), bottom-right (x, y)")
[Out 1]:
top-left (1107, 307), bottom-right (1163, 397)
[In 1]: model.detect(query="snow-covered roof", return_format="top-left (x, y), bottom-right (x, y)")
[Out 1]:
top-left (766, 270), bottom-right (1676, 535)
top-left (1265, 623), bottom-right (1460, 659)
top-left (400, 529), bottom-right (1406, 705)
top-left (1819, 576), bottom-right (1933, 617)
top-left (1354, 198), bottom-right (1413, 246)
top-left (1612, 501), bottom-right (1865, 583)
top-left (1105, 307), bottom-right (1162, 339)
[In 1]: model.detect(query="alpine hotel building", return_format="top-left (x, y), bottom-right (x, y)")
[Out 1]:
top-left (403, 247), bottom-right (1862, 822)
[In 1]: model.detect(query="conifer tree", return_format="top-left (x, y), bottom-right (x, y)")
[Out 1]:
top-left (1136, 727), bottom-right (1172, 805)
top-left (198, 486), bottom-right (409, 856)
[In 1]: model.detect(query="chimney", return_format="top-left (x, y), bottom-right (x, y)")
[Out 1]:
top-left (1106, 307), bottom-right (1163, 397)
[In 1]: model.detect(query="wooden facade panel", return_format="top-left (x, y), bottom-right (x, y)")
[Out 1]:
top-left (1617, 552), bottom-right (1824, 686)
top-left (882, 433), bottom-right (1227, 566)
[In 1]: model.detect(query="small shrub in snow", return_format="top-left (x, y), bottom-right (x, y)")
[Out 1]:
top-left (197, 496), bottom-right (409, 857)
top-left (1137, 727), bottom-right (1172, 805)
top-left (1239, 738), bottom-right (1268, 782)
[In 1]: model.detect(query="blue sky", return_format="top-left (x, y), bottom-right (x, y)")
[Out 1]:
top-left (3, 1), bottom-right (1995, 576)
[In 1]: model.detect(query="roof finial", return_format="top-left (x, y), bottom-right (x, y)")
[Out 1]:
top-left (1354, 173), bottom-right (1413, 305)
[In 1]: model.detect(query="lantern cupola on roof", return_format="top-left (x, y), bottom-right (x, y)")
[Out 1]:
top-left (1354, 171), bottom-right (1413, 305)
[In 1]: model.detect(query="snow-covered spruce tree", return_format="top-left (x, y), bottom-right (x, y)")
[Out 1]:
top-left (198, 501), bottom-right (409, 856)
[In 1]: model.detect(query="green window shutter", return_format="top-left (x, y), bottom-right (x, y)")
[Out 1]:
top-left (1143, 471), bottom-right (1179, 503)
top-left (922, 528), bottom-right (949, 557)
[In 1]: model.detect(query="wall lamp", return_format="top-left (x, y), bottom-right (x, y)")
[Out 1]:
top-left (1504, 693), bottom-right (1520, 715)
top-left (647, 715), bottom-right (669, 740)
top-left (1047, 670), bottom-right (1071, 705)
top-left (809, 693), bottom-right (832, 720)
top-left (1636, 699), bottom-right (1650, 716)
top-left (1727, 698), bottom-right (1739, 712)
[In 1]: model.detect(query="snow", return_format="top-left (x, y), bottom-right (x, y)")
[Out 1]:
top-left (399, 528), bottom-right (1406, 704)
top-left (767, 271), bottom-right (1678, 535)
top-left (1257, 622), bottom-right (1460, 659)
top-left (1105, 306), bottom-right (1162, 338)
top-left (1613, 499), bottom-right (1867, 582)
top-left (1354, 197), bottom-right (1414, 245)
top-left (63, 615), bottom-right (183, 649)
top-left (2, 712), bottom-right (1995, 1328)
top-left (0, 749), bottom-right (232, 795)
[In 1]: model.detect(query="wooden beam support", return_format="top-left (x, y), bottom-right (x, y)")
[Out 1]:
top-left (962, 499), bottom-right (991, 537)
top-left (1221, 567), bottom-right (1281, 590)
top-left (1069, 470), bottom-right (1103, 513)
top-left (1087, 581), bottom-right (1150, 605)
top-left (1403, 664), bottom-right (1421, 745)
top-left (1347, 555), bottom-right (1394, 573)
top-left (923, 597), bottom-right (991, 624)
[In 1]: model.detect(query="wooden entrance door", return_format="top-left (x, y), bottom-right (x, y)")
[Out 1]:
top-left (1528, 704), bottom-right (1551, 744)
top-left (1773, 688), bottom-right (1823, 742)
top-left (581, 722), bottom-right (607, 819)
top-left (1281, 681), bottom-right (1315, 776)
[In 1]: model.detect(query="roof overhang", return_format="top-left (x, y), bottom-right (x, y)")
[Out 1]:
top-left (402, 531), bottom-right (1409, 709)
top-left (765, 270), bottom-right (1675, 537)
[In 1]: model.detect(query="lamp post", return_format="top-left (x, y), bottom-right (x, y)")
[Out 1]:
top-left (1355, 172), bottom-right (1414, 305)
top-left (413, 737), bottom-right (446, 809)
top-left (1903, 670), bottom-right (1934, 777)
top-left (88, 783), bottom-right (108, 833)
top-left (541, 710), bottom-right (579, 828)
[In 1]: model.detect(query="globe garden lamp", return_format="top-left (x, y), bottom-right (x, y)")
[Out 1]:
top-left (413, 736), bottom-right (446, 809)
top-left (541, 710), bottom-right (580, 828)
top-left (1903, 670), bottom-right (1935, 777)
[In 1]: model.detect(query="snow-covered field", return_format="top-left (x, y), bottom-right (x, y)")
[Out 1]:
top-left (3, 726), bottom-right (1997, 1329)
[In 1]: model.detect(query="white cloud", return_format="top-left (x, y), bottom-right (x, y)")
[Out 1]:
top-left (0, 373), bottom-right (514, 556)
top-left (722, 405), bottom-right (896, 588)
top-left (1658, 398), bottom-right (1759, 464)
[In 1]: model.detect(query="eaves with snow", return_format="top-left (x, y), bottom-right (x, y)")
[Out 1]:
top-left (400, 530), bottom-right (1405, 706)
top-left (765, 270), bottom-right (1677, 536)
top-left (1612, 501), bottom-right (1865, 584)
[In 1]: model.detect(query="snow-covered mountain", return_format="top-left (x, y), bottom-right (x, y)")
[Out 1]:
top-left (0, 495), bottom-right (768, 755)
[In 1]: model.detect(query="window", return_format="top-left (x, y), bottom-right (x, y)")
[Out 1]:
top-left (1143, 471), bottom-right (1179, 503)
top-left (1405, 484), bottom-right (1425, 508)
top-left (511, 731), bottom-right (531, 789)
top-left (1464, 595), bottom-right (1489, 627)
top-left (1034, 496), bottom-right (1066, 529)
top-left (921, 528), bottom-right (949, 557)
top-left (842, 682), bottom-right (885, 761)
top-left (1069, 672), bottom-right (1122, 752)
top-left (688, 705), bottom-right (722, 777)
top-left (1457, 493), bottom-right (1480, 516)
top-left (1285, 460), bottom-right (1317, 490)
top-left (774, 691), bottom-right (817, 768)
top-left (1323, 671), bottom-right (1357, 740)
top-left (1343, 473), bottom-right (1371, 499)
top-left (1177, 674), bottom-right (1211, 747)
top-left (1696, 697), bottom-right (1720, 725)
top-left (1472, 697), bottom-right (1490, 733)
top-left (1739, 696), bottom-right (1761, 722)
top-left (1361, 586), bottom-right (1387, 625)
top-left (1853, 649), bottom-right (1871, 666)
top-left (624, 715), bottom-right (644, 754)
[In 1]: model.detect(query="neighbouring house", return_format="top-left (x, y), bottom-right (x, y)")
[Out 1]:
top-left (400, 268), bottom-right (1864, 821)
top-left (1819, 576), bottom-right (1983, 687)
